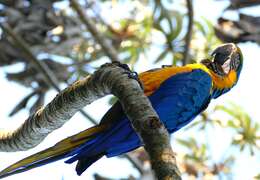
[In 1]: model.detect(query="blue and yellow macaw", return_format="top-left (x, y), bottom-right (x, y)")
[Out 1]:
top-left (0, 43), bottom-right (243, 178)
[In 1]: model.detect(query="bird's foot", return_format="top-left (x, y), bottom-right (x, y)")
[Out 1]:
top-left (112, 61), bottom-right (131, 71)
top-left (111, 61), bottom-right (143, 89)
top-left (162, 65), bottom-right (172, 68)
top-left (123, 71), bottom-right (144, 90)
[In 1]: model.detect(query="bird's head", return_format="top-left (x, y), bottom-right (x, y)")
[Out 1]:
top-left (201, 43), bottom-right (243, 98)
top-left (201, 43), bottom-right (243, 79)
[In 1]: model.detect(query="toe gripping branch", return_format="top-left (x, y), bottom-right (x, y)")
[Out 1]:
top-left (112, 61), bottom-right (144, 90)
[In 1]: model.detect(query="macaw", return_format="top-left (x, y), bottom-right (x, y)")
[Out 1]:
top-left (0, 43), bottom-right (243, 178)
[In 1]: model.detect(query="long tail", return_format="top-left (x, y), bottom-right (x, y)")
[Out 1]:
top-left (0, 124), bottom-right (108, 179)
top-left (0, 119), bottom-right (141, 178)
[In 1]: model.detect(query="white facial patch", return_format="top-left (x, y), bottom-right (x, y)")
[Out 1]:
top-left (222, 58), bottom-right (231, 74)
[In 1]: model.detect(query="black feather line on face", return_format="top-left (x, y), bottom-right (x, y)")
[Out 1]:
top-left (230, 53), bottom-right (241, 71)
top-left (200, 59), bottom-right (225, 76)
top-left (210, 62), bottom-right (226, 76)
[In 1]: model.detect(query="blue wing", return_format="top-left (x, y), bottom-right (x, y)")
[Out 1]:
top-left (149, 69), bottom-right (212, 132)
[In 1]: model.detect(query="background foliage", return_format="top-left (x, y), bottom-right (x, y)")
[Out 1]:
top-left (0, 0), bottom-right (259, 179)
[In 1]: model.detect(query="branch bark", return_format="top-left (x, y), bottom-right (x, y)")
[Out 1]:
top-left (0, 62), bottom-right (181, 179)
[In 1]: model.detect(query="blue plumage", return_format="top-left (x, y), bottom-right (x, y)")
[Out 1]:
top-left (64, 69), bottom-right (213, 174)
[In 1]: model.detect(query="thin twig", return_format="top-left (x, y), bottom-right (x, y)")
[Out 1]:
top-left (70, 0), bottom-right (120, 62)
top-left (124, 152), bottom-right (147, 175)
top-left (183, 0), bottom-right (194, 65)
top-left (0, 23), bottom-right (61, 91)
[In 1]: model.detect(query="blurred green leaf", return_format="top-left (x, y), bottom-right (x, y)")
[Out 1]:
top-left (176, 138), bottom-right (193, 148)
top-left (168, 11), bottom-right (183, 41)
top-left (215, 103), bottom-right (260, 155)
top-left (227, 120), bottom-right (237, 128)
top-left (255, 174), bottom-right (260, 180)
top-left (177, 137), bottom-right (209, 162)
top-left (155, 49), bottom-right (169, 63)
top-left (195, 21), bottom-right (207, 36)
top-left (108, 96), bottom-right (118, 105)
top-left (185, 112), bottom-right (220, 130)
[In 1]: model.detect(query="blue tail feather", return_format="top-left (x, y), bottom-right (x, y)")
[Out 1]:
top-left (65, 117), bottom-right (142, 174)
top-left (75, 154), bottom-right (103, 175)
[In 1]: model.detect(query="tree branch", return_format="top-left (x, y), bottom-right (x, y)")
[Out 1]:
top-left (69, 0), bottom-right (120, 62)
top-left (183, 0), bottom-right (194, 65)
top-left (0, 62), bottom-right (181, 179)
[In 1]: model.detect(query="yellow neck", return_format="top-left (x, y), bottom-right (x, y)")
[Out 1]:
top-left (186, 64), bottom-right (237, 90)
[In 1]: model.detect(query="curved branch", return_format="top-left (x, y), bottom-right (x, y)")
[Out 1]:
top-left (0, 63), bottom-right (123, 151)
top-left (0, 62), bottom-right (181, 179)
top-left (183, 0), bottom-right (194, 65)
top-left (0, 18), bottom-right (145, 175)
